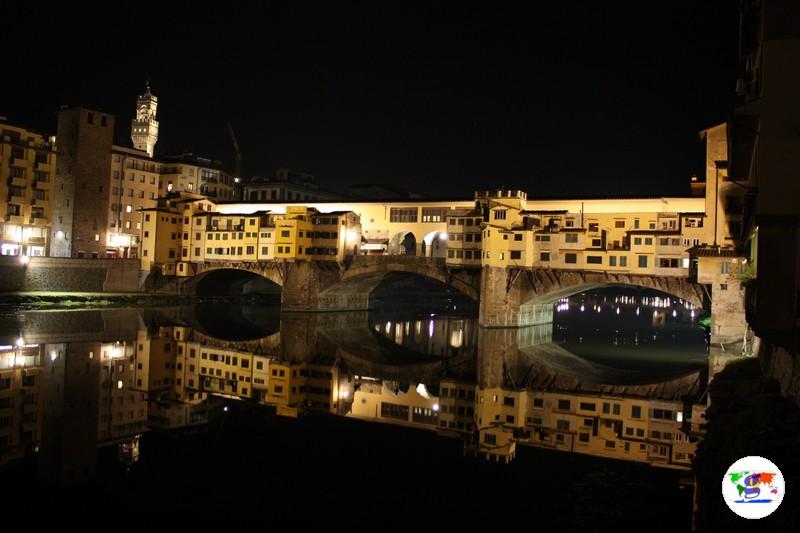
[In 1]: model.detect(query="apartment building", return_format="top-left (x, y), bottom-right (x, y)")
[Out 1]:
top-left (0, 119), bottom-right (56, 257)
top-left (160, 153), bottom-right (239, 201)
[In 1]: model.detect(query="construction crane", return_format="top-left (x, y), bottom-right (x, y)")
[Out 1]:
top-left (227, 121), bottom-right (242, 181)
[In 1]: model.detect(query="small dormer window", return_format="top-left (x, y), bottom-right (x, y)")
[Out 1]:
top-left (494, 210), bottom-right (507, 220)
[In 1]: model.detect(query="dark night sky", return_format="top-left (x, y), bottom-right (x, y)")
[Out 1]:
top-left (4, 2), bottom-right (739, 198)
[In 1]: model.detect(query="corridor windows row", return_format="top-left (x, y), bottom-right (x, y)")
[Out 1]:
top-left (448, 249), bottom-right (481, 260)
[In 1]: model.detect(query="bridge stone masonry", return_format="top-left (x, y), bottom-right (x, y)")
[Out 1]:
top-left (479, 266), bottom-right (708, 328)
top-left (183, 255), bottom-right (482, 312)
top-left (180, 255), bottom-right (716, 331)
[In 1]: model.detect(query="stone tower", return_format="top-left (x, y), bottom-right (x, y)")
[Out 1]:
top-left (130, 82), bottom-right (159, 157)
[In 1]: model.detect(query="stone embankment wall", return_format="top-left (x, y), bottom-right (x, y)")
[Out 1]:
top-left (0, 256), bottom-right (140, 292)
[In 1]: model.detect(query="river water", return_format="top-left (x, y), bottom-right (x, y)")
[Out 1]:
top-left (0, 287), bottom-right (708, 529)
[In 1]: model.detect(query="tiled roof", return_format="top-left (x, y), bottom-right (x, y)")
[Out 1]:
top-left (692, 246), bottom-right (744, 258)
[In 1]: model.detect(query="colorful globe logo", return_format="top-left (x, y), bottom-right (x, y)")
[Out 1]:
top-left (722, 456), bottom-right (785, 519)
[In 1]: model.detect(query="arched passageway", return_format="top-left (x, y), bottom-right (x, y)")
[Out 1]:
top-left (388, 231), bottom-right (417, 256)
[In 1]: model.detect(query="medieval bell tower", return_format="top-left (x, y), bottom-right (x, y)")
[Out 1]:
top-left (131, 82), bottom-right (159, 157)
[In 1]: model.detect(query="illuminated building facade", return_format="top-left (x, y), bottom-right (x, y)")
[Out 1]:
top-left (139, 193), bottom-right (363, 275)
top-left (0, 119), bottom-right (56, 257)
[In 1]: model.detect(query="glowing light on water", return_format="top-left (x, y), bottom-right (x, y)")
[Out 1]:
top-left (636, 307), bottom-right (640, 316)
top-left (616, 307), bottom-right (620, 315)
top-left (580, 305), bottom-right (585, 312)
top-left (672, 309), bottom-right (677, 317)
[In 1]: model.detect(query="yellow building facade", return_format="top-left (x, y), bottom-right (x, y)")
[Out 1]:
top-left (140, 194), bottom-right (362, 275)
top-left (469, 386), bottom-right (703, 467)
top-left (474, 189), bottom-right (707, 277)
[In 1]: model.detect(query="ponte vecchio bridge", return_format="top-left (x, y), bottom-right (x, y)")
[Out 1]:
top-left (152, 188), bottom-right (744, 341)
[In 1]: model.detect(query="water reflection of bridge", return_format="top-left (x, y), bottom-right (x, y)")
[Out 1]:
top-left (1, 305), bottom-right (709, 475)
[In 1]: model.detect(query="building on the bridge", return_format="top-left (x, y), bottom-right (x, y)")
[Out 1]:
top-left (244, 169), bottom-right (341, 202)
top-left (0, 118), bottom-right (56, 257)
top-left (216, 198), bottom-right (472, 257)
top-left (695, 247), bottom-right (749, 344)
top-left (140, 195), bottom-right (362, 274)
top-left (467, 386), bottom-right (703, 467)
top-left (139, 192), bottom-right (216, 275)
top-left (445, 209), bottom-right (484, 266)
top-left (470, 188), bottom-right (707, 276)
top-left (160, 153), bottom-right (240, 201)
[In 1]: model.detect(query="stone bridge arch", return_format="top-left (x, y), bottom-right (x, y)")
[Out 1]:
top-left (182, 260), bottom-right (288, 295)
top-left (316, 256), bottom-right (481, 311)
top-left (480, 267), bottom-right (709, 327)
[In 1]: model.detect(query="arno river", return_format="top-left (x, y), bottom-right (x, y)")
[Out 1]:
top-left (0, 287), bottom-right (708, 529)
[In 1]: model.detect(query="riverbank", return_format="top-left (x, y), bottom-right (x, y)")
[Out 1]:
top-left (693, 357), bottom-right (800, 531)
top-left (0, 291), bottom-right (193, 311)
top-left (0, 292), bottom-right (287, 311)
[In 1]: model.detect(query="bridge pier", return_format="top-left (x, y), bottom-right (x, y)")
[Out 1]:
top-left (479, 266), bottom-right (541, 327)
top-left (280, 261), bottom-right (345, 311)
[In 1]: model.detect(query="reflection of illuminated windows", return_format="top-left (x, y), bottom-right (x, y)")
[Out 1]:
top-left (449, 329), bottom-right (463, 348)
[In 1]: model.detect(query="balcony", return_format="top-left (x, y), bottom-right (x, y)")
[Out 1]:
top-left (29, 217), bottom-right (48, 226)
top-left (25, 236), bottom-right (46, 245)
top-left (7, 176), bottom-right (26, 188)
top-left (5, 214), bottom-right (24, 224)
